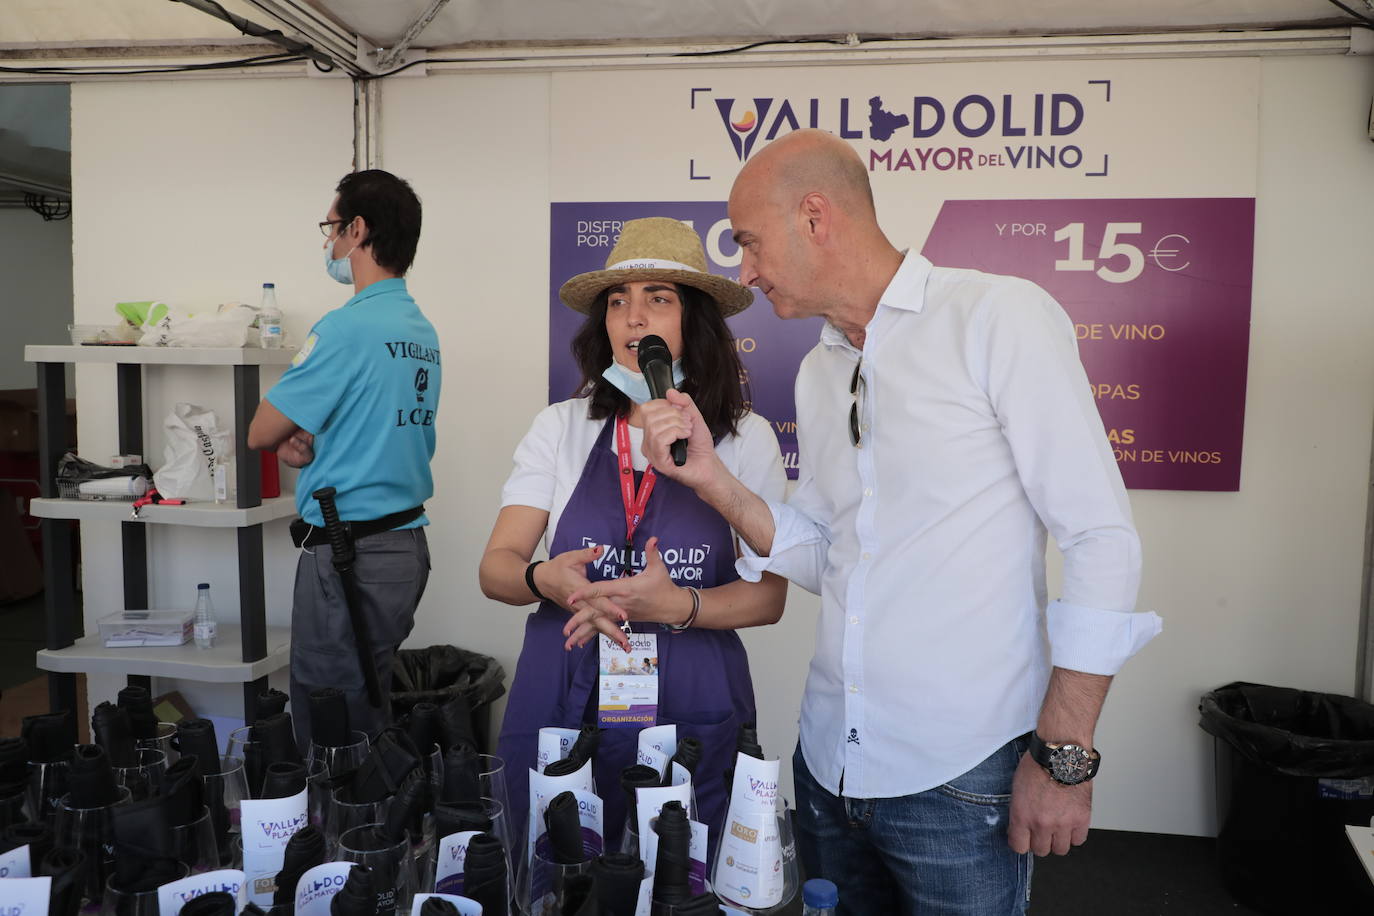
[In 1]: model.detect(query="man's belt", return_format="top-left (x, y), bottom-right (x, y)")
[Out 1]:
top-left (290, 505), bottom-right (424, 549)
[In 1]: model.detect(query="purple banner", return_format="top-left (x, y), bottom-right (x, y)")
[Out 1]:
top-left (921, 198), bottom-right (1254, 491)
top-left (551, 198), bottom-right (1254, 491)
top-left (550, 202), bottom-right (820, 478)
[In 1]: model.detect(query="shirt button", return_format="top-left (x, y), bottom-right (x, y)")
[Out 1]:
top-left (849, 616), bottom-right (859, 625)
top-left (863, 488), bottom-right (872, 497)
top-left (862, 552), bottom-right (871, 561)
top-left (849, 684), bottom-right (859, 693)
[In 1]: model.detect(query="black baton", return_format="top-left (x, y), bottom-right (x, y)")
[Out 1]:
top-left (313, 487), bottom-right (383, 708)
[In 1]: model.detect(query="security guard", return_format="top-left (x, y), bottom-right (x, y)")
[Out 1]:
top-left (249, 169), bottom-right (441, 746)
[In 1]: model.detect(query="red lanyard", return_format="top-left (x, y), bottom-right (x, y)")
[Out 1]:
top-left (615, 414), bottom-right (657, 576)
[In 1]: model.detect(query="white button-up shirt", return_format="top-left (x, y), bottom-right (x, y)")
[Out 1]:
top-left (739, 251), bottom-right (1161, 799)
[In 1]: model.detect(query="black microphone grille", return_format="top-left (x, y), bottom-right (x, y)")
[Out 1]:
top-left (636, 334), bottom-right (673, 372)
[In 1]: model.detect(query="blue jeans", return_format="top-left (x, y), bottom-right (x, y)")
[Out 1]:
top-left (792, 736), bottom-right (1033, 915)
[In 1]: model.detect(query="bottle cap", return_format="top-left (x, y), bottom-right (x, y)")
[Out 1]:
top-left (802, 878), bottom-right (839, 907)
top-left (263, 282), bottom-right (275, 288)
top-left (197, 583), bottom-right (210, 589)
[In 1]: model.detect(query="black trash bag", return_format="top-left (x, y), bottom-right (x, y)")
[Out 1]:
top-left (1199, 681), bottom-right (1374, 915)
top-left (389, 646), bottom-right (506, 750)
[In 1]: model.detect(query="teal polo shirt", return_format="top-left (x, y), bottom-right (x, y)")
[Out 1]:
top-left (266, 277), bottom-right (441, 527)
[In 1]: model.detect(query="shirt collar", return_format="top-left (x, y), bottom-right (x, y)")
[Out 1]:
top-left (344, 276), bottom-right (407, 308)
top-left (820, 249), bottom-right (932, 348)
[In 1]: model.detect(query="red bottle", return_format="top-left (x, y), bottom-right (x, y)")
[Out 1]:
top-left (259, 450), bottom-right (281, 499)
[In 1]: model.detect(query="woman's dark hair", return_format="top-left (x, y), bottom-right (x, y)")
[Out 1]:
top-left (334, 169), bottom-right (422, 275)
top-left (571, 283), bottom-right (748, 438)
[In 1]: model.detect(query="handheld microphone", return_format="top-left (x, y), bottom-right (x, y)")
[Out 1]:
top-left (636, 334), bottom-right (687, 467)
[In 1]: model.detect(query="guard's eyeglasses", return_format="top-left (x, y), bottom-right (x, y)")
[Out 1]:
top-left (319, 218), bottom-right (348, 238)
top-left (849, 357), bottom-right (866, 447)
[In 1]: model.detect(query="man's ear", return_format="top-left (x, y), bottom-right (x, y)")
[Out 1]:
top-left (799, 192), bottom-right (830, 244)
top-left (348, 215), bottom-right (370, 247)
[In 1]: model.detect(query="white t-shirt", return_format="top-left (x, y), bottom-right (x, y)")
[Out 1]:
top-left (501, 397), bottom-right (787, 556)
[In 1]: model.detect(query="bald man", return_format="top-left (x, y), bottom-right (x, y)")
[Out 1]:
top-left (635, 130), bottom-right (1161, 914)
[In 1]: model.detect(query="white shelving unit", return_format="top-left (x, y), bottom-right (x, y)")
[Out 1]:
top-left (26, 343), bottom-right (298, 718)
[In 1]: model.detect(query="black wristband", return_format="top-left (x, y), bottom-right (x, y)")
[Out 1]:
top-left (525, 561), bottom-right (547, 601)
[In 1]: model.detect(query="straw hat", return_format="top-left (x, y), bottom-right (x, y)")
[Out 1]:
top-left (558, 217), bottom-right (754, 317)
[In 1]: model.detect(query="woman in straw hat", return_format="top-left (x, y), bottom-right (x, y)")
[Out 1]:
top-left (480, 217), bottom-right (787, 850)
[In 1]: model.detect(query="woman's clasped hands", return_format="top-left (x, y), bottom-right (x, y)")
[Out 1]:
top-left (562, 536), bottom-right (694, 651)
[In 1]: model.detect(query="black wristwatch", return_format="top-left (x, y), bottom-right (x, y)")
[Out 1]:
top-left (1028, 731), bottom-right (1101, 786)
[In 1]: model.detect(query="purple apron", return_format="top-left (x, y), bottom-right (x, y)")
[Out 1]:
top-left (496, 416), bottom-right (757, 853)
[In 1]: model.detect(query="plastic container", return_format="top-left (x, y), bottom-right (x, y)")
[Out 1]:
top-left (98, 610), bottom-right (193, 648)
top-left (194, 582), bottom-right (217, 650)
top-left (1199, 681), bottom-right (1374, 914)
top-left (258, 283), bottom-right (283, 349)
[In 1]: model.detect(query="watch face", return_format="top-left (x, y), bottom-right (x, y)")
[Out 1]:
top-left (1048, 745), bottom-right (1093, 785)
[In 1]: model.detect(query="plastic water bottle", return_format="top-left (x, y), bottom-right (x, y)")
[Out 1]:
top-left (801, 878), bottom-right (838, 916)
top-left (193, 583), bottom-right (217, 649)
top-left (258, 283), bottom-right (283, 349)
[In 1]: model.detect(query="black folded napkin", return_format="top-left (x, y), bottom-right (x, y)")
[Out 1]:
top-left (650, 801), bottom-right (691, 905)
top-left (0, 737), bottom-right (30, 830)
top-left (1, 821), bottom-right (53, 873)
top-left (180, 891), bottom-right (238, 916)
top-left (68, 744), bottom-right (119, 809)
top-left (651, 892), bottom-right (720, 915)
top-left (110, 794), bottom-right (181, 892)
top-left (330, 865), bottom-right (378, 916)
top-left (561, 873), bottom-right (598, 916)
top-left (619, 764), bottom-right (661, 841)
top-left (91, 703), bottom-right (138, 768)
top-left (255, 688), bottom-right (290, 722)
top-left (438, 743), bottom-right (482, 804)
top-left (436, 693), bottom-right (477, 754)
top-left (544, 790), bottom-right (585, 865)
top-left (252, 712), bottom-right (304, 768)
top-left (161, 754), bottom-right (204, 827)
top-left (380, 767), bottom-right (432, 845)
top-left (273, 824), bottom-right (326, 906)
top-left (173, 718), bottom-right (222, 777)
top-left (434, 800), bottom-right (492, 841)
top-left (260, 761), bottom-right (308, 800)
top-left (736, 722), bottom-right (763, 761)
top-left (545, 724), bottom-right (600, 778)
top-left (116, 687), bottom-right (160, 741)
top-left (342, 728), bottom-right (419, 804)
top-left (591, 852), bottom-right (644, 916)
top-left (22, 710), bottom-right (76, 763)
top-left (664, 737), bottom-right (702, 785)
top-left (40, 846), bottom-right (87, 916)
top-left (0, 737), bottom-right (29, 789)
top-left (308, 688), bottom-right (352, 748)
top-left (461, 832), bottom-right (508, 916)
top-left (405, 702), bottom-right (441, 759)
top-left (420, 896), bottom-right (461, 916)
top-left (241, 904), bottom-right (268, 916)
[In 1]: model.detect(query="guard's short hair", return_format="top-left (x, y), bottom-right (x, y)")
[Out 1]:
top-left (334, 169), bottom-right (423, 275)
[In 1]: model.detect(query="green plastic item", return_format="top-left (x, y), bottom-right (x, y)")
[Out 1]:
top-left (114, 300), bottom-right (169, 327)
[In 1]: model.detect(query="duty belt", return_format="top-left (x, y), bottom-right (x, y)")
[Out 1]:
top-left (290, 505), bottom-right (424, 549)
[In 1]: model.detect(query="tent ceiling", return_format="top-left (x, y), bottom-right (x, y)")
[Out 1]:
top-left (0, 0), bottom-right (1367, 51)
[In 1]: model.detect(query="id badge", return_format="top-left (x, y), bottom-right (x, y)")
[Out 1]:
top-left (597, 631), bottom-right (659, 729)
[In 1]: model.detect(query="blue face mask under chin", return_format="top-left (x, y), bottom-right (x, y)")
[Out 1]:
top-left (602, 359), bottom-right (686, 405)
top-left (325, 239), bottom-right (356, 285)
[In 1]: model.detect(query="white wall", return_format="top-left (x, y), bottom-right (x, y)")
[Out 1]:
top-left (62, 51), bottom-right (1374, 836)
top-left (0, 209), bottom-right (72, 391)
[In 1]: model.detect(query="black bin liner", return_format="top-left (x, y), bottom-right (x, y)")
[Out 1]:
top-left (1199, 681), bottom-right (1374, 914)
top-left (390, 646), bottom-right (506, 751)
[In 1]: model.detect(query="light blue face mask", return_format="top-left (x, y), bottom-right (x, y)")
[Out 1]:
top-left (602, 359), bottom-right (686, 404)
top-left (324, 238), bottom-right (356, 285)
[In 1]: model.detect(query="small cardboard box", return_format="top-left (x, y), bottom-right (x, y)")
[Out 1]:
top-left (97, 610), bottom-right (194, 647)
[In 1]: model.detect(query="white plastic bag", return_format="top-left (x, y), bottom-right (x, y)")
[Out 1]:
top-left (139, 304), bottom-right (257, 348)
top-left (153, 403), bottom-right (233, 501)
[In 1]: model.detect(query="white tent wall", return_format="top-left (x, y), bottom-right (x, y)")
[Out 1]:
top-left (63, 49), bottom-right (1374, 837)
